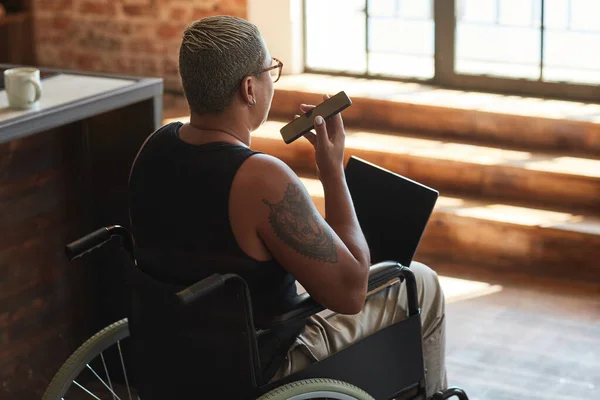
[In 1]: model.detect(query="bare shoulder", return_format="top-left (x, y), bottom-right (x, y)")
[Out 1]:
top-left (235, 153), bottom-right (297, 190)
top-left (228, 153), bottom-right (302, 260)
top-left (231, 153), bottom-right (302, 229)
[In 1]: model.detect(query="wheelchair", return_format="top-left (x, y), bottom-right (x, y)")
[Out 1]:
top-left (43, 225), bottom-right (469, 400)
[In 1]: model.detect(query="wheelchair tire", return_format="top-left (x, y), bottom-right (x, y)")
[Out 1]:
top-left (257, 378), bottom-right (375, 400)
top-left (42, 318), bottom-right (131, 400)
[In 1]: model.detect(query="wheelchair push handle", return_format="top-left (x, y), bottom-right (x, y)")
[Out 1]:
top-left (65, 225), bottom-right (133, 261)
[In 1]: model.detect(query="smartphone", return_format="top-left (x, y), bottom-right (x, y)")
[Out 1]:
top-left (279, 91), bottom-right (352, 144)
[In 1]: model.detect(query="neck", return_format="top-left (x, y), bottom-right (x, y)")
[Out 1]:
top-left (188, 108), bottom-right (252, 146)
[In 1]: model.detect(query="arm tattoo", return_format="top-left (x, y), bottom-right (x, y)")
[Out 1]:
top-left (263, 183), bottom-right (338, 263)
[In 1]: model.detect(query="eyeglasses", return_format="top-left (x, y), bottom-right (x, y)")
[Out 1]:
top-left (256, 57), bottom-right (283, 83)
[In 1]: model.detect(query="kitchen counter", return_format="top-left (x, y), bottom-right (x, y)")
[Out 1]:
top-left (0, 65), bottom-right (163, 399)
top-left (0, 66), bottom-right (162, 143)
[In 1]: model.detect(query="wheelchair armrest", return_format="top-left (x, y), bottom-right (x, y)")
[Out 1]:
top-left (267, 261), bottom-right (406, 327)
top-left (366, 260), bottom-right (404, 292)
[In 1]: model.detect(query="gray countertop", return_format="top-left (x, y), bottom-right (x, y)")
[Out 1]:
top-left (0, 65), bottom-right (163, 144)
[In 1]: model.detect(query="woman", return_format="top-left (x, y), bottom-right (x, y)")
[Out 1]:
top-left (128, 15), bottom-right (447, 396)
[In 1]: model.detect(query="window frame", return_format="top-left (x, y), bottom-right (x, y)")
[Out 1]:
top-left (302, 0), bottom-right (600, 102)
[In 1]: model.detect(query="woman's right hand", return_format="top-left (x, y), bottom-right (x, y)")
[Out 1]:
top-left (296, 94), bottom-right (347, 182)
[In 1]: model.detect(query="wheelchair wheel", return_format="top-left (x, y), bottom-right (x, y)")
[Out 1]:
top-left (42, 318), bottom-right (136, 400)
top-left (258, 378), bottom-right (375, 400)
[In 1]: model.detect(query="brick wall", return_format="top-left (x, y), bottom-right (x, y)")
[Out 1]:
top-left (34, 0), bottom-right (247, 90)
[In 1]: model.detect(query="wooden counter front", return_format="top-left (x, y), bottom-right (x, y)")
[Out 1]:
top-left (0, 67), bottom-right (163, 399)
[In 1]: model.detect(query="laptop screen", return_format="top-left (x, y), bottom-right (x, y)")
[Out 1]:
top-left (345, 156), bottom-right (438, 267)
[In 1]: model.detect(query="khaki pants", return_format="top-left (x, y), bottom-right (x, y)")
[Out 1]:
top-left (273, 261), bottom-right (448, 398)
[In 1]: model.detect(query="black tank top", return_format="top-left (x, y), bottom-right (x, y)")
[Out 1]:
top-left (128, 122), bottom-right (303, 380)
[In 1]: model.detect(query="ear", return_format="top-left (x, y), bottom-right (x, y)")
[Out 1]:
top-left (240, 76), bottom-right (256, 106)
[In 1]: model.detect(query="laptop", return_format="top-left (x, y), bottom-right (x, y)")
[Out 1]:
top-left (345, 156), bottom-right (439, 267)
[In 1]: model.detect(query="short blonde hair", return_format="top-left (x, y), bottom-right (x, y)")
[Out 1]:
top-left (179, 16), bottom-right (267, 114)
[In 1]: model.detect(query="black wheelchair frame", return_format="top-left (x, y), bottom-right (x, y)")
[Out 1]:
top-left (65, 225), bottom-right (469, 400)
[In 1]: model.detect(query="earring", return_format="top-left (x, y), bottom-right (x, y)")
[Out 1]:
top-left (249, 98), bottom-right (256, 106)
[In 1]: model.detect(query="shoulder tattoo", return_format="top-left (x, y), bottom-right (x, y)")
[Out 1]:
top-left (263, 183), bottom-right (338, 263)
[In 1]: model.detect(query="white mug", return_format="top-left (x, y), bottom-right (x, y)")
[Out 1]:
top-left (4, 67), bottom-right (42, 110)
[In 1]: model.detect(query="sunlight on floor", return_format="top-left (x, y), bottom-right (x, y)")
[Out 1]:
top-left (254, 120), bottom-right (288, 138)
top-left (454, 204), bottom-right (582, 227)
top-left (523, 156), bottom-right (600, 178)
top-left (275, 74), bottom-right (600, 124)
top-left (439, 276), bottom-right (503, 304)
top-left (407, 142), bottom-right (532, 165)
top-left (435, 196), bottom-right (466, 209)
top-left (300, 177), bottom-right (325, 197)
top-left (299, 176), bottom-right (586, 228)
top-left (257, 122), bottom-right (599, 176)
top-left (227, 120), bottom-right (597, 179)
top-left (347, 132), bottom-right (444, 153)
top-left (244, 121), bottom-right (554, 169)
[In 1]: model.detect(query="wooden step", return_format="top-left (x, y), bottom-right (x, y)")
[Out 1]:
top-left (299, 176), bottom-right (600, 282)
top-left (270, 74), bottom-right (600, 157)
top-left (251, 121), bottom-right (600, 213)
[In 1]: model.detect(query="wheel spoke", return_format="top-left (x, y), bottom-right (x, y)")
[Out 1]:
top-left (86, 364), bottom-right (122, 400)
top-left (73, 380), bottom-right (102, 400)
top-left (100, 351), bottom-right (116, 400)
top-left (117, 340), bottom-right (133, 400)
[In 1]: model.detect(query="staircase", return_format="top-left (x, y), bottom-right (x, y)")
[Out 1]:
top-left (164, 74), bottom-right (600, 284)
top-left (261, 74), bottom-right (600, 283)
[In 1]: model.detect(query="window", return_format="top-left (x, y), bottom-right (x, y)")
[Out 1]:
top-left (543, 0), bottom-right (600, 84)
top-left (368, 0), bottom-right (435, 79)
top-left (456, 0), bottom-right (543, 79)
top-left (305, 0), bottom-right (435, 78)
top-left (303, 0), bottom-right (600, 101)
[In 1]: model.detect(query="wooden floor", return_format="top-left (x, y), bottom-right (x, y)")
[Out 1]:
top-left (380, 255), bottom-right (600, 399)
top-left (439, 263), bottom-right (600, 400)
